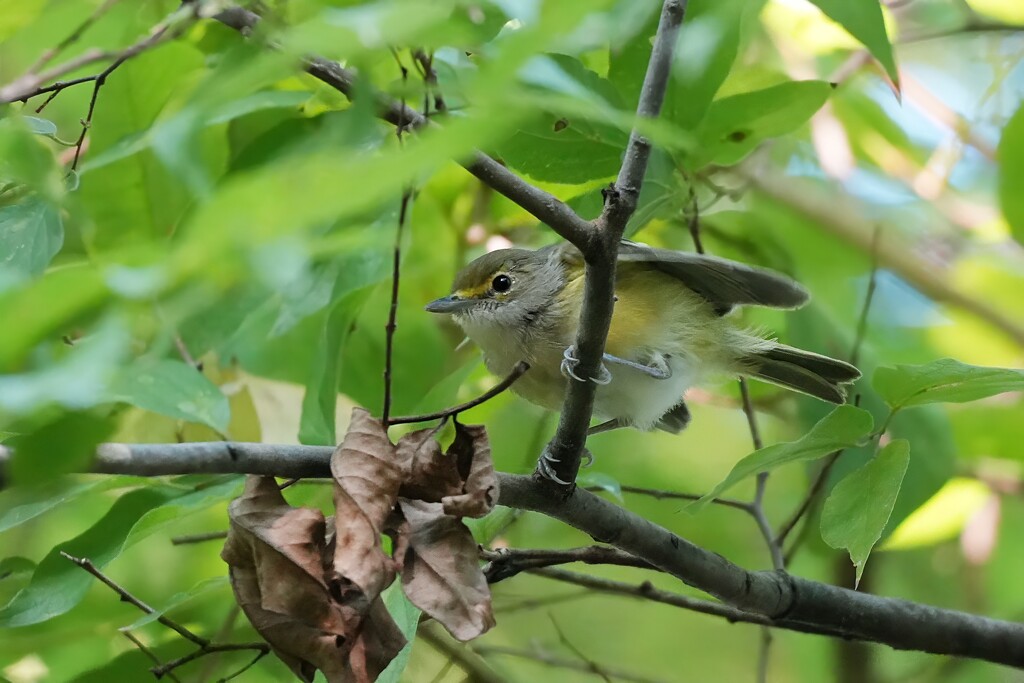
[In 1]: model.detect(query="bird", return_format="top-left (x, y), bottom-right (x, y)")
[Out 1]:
top-left (425, 241), bottom-right (860, 481)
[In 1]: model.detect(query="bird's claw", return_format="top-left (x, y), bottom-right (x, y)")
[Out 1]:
top-left (537, 449), bottom-right (571, 485)
top-left (560, 345), bottom-right (612, 385)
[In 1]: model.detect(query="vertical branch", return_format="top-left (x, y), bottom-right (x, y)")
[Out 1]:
top-left (381, 51), bottom-right (413, 425)
top-left (541, 0), bottom-right (688, 485)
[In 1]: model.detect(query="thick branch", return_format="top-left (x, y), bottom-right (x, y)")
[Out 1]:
top-left (542, 0), bottom-right (688, 485)
top-left (3, 442), bottom-right (1023, 667)
top-left (211, 6), bottom-right (594, 248)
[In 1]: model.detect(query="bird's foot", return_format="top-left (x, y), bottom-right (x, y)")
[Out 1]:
top-left (536, 448), bottom-right (571, 485)
top-left (535, 447), bottom-right (594, 486)
top-left (560, 345), bottom-right (612, 385)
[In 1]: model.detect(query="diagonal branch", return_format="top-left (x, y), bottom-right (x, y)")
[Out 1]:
top-left (541, 0), bottom-right (688, 485)
top-left (5, 442), bottom-right (1024, 668)
top-left (211, 6), bottom-right (595, 250)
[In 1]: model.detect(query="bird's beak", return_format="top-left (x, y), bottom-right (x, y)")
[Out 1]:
top-left (424, 295), bottom-right (476, 314)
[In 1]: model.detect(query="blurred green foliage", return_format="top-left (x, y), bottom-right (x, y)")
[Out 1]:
top-left (1, 0), bottom-right (1023, 681)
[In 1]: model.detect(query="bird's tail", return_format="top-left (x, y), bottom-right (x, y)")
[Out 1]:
top-left (742, 343), bottom-right (861, 404)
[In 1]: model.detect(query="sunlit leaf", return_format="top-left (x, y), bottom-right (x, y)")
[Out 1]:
top-left (998, 103), bottom-right (1024, 245)
top-left (821, 439), bottom-right (911, 586)
top-left (807, 0), bottom-right (898, 86)
top-left (882, 477), bottom-right (991, 551)
top-left (692, 405), bottom-right (874, 510)
top-left (873, 358), bottom-right (1024, 409)
top-left (688, 80), bottom-right (833, 167)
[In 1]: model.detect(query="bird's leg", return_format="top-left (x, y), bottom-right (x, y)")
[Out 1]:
top-left (560, 345), bottom-right (612, 385)
top-left (602, 353), bottom-right (672, 380)
top-left (588, 418), bottom-right (625, 435)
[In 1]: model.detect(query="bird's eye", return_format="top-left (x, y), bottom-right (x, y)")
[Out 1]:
top-left (492, 274), bottom-right (512, 293)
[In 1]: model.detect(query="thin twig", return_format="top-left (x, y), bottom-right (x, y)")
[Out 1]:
top-left (60, 551), bottom-right (269, 680)
top-left (386, 360), bottom-right (529, 425)
top-left (61, 551), bottom-right (209, 647)
top-left (474, 644), bottom-right (667, 683)
top-left (2, 6), bottom-right (193, 105)
top-left (381, 190), bottom-right (412, 425)
top-left (171, 530), bottom-right (228, 545)
top-left (419, 622), bottom-right (509, 683)
top-left (482, 545), bottom-right (653, 583)
top-left (614, 484), bottom-right (750, 512)
top-left (412, 48), bottom-right (447, 114)
top-left (150, 643), bottom-right (270, 679)
top-left (122, 631), bottom-right (183, 683)
top-left (26, 0), bottom-right (121, 74)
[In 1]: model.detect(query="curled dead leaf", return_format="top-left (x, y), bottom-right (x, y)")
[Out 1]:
top-left (396, 499), bottom-right (495, 641)
top-left (331, 408), bottom-right (405, 604)
top-left (442, 422), bottom-right (498, 518)
top-left (222, 476), bottom-right (405, 683)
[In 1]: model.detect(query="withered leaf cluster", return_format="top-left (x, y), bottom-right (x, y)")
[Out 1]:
top-left (221, 408), bottom-right (498, 682)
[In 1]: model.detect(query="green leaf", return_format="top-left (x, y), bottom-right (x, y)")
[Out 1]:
top-left (689, 80), bottom-right (833, 167)
top-left (299, 289), bottom-right (373, 445)
top-left (7, 412), bottom-right (114, 486)
top-left (22, 117), bottom-right (57, 137)
top-left (121, 576), bottom-right (229, 630)
top-left (692, 405), bottom-right (874, 510)
top-left (873, 358), bottom-right (1024, 409)
top-left (0, 196), bottom-right (64, 280)
top-left (0, 315), bottom-right (128, 413)
top-left (666, 0), bottom-right (763, 129)
top-left (0, 478), bottom-right (135, 534)
top-left (0, 486), bottom-right (177, 627)
top-left (106, 359), bottom-right (231, 433)
top-left (0, 557), bottom-right (36, 581)
top-left (821, 439), bottom-right (911, 586)
top-left (497, 55), bottom-right (628, 183)
top-left (998, 104), bottom-right (1024, 245)
top-left (578, 471), bottom-right (623, 502)
top-left (377, 584), bottom-right (421, 683)
top-left (807, 0), bottom-right (898, 85)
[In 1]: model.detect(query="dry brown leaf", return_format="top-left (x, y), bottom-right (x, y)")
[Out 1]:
top-left (396, 499), bottom-right (495, 641)
top-left (441, 422), bottom-right (499, 518)
top-left (397, 426), bottom-right (460, 502)
top-left (331, 408), bottom-right (405, 604)
top-left (222, 476), bottom-right (405, 683)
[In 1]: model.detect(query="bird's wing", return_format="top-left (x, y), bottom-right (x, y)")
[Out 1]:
top-left (615, 241), bottom-right (809, 312)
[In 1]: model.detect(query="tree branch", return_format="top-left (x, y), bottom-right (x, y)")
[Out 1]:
top-left (542, 0), bottom-right (688, 485)
top-left (4, 443), bottom-right (1024, 667)
top-left (211, 6), bottom-right (595, 249)
top-left (482, 545), bottom-right (653, 582)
